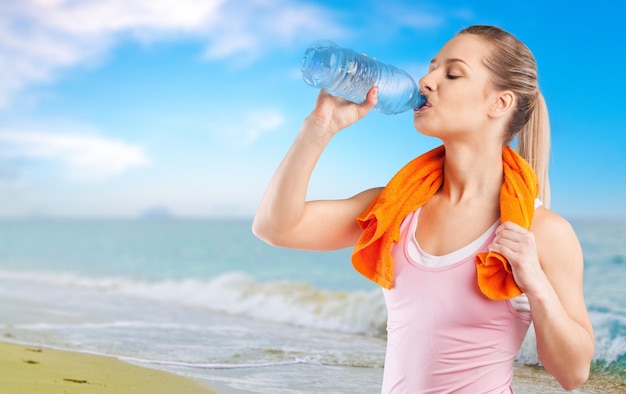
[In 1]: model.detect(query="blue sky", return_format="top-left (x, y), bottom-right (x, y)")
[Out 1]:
top-left (0, 0), bottom-right (624, 219)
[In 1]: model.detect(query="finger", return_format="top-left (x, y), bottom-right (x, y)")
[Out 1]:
top-left (489, 240), bottom-right (515, 257)
top-left (493, 237), bottom-right (521, 252)
top-left (497, 221), bottom-right (525, 233)
top-left (358, 86), bottom-right (378, 115)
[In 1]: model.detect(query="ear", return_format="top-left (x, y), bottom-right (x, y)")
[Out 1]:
top-left (488, 91), bottom-right (514, 119)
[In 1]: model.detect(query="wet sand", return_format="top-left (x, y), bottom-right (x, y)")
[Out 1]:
top-left (513, 363), bottom-right (626, 394)
top-left (0, 340), bottom-right (219, 394)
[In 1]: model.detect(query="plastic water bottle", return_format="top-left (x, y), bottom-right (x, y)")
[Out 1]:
top-left (301, 40), bottom-right (426, 115)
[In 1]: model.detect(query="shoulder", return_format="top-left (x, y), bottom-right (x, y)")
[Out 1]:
top-left (531, 206), bottom-right (583, 275)
top-left (532, 206), bottom-right (577, 243)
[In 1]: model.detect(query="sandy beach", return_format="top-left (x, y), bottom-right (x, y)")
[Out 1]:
top-left (0, 340), bottom-right (219, 394)
top-left (2, 339), bottom-right (625, 394)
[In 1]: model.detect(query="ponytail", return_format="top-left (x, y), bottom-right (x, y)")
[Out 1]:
top-left (458, 26), bottom-right (551, 208)
top-left (517, 92), bottom-right (551, 208)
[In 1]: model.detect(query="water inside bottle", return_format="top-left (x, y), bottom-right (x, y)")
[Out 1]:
top-left (301, 40), bottom-right (427, 114)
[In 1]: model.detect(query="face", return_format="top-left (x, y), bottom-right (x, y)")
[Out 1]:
top-left (414, 34), bottom-right (501, 140)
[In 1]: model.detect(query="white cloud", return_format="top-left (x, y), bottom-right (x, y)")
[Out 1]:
top-left (209, 108), bottom-right (286, 145)
top-left (0, 130), bottom-right (151, 180)
top-left (202, 0), bottom-right (346, 63)
top-left (0, 0), bottom-right (346, 106)
top-left (244, 109), bottom-right (286, 143)
top-left (0, 0), bottom-right (223, 106)
top-left (374, 3), bottom-right (444, 29)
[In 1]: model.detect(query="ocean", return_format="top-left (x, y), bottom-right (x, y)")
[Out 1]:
top-left (0, 218), bottom-right (624, 393)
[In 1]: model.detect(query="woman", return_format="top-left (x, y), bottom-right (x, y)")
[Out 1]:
top-left (252, 25), bottom-right (594, 393)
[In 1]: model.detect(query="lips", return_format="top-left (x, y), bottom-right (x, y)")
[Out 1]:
top-left (414, 101), bottom-right (431, 113)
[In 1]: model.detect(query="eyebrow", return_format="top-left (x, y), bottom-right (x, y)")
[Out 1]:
top-left (429, 58), bottom-right (472, 69)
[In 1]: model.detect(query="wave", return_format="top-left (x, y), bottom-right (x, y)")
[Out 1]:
top-left (1, 269), bottom-right (624, 375)
top-left (133, 272), bottom-right (388, 336)
top-left (0, 270), bottom-right (387, 336)
top-left (120, 355), bottom-right (305, 370)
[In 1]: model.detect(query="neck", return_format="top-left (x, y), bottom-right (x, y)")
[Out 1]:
top-left (440, 142), bottom-right (504, 204)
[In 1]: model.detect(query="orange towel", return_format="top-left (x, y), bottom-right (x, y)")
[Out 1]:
top-left (351, 145), bottom-right (539, 300)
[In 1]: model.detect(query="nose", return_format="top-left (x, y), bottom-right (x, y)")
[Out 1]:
top-left (419, 72), bottom-right (435, 94)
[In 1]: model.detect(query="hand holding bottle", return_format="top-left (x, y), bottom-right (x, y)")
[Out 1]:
top-left (305, 86), bottom-right (379, 137)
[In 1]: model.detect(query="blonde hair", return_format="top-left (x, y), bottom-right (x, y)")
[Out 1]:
top-left (459, 25), bottom-right (551, 207)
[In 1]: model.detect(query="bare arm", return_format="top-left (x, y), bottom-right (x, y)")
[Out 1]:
top-left (490, 208), bottom-right (595, 390)
top-left (252, 87), bottom-right (381, 251)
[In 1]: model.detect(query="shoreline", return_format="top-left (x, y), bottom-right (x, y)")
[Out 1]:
top-left (1, 339), bottom-right (624, 394)
top-left (0, 340), bottom-right (220, 394)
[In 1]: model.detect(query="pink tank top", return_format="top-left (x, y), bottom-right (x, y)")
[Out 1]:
top-left (381, 210), bottom-right (532, 394)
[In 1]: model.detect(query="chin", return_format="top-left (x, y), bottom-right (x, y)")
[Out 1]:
top-left (413, 123), bottom-right (437, 138)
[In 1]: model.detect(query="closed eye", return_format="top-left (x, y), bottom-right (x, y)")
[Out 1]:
top-left (446, 74), bottom-right (460, 80)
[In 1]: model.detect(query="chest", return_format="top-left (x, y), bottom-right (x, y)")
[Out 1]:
top-left (415, 200), bottom-right (499, 256)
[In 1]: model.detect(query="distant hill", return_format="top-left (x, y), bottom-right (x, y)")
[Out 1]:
top-left (140, 206), bottom-right (174, 220)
